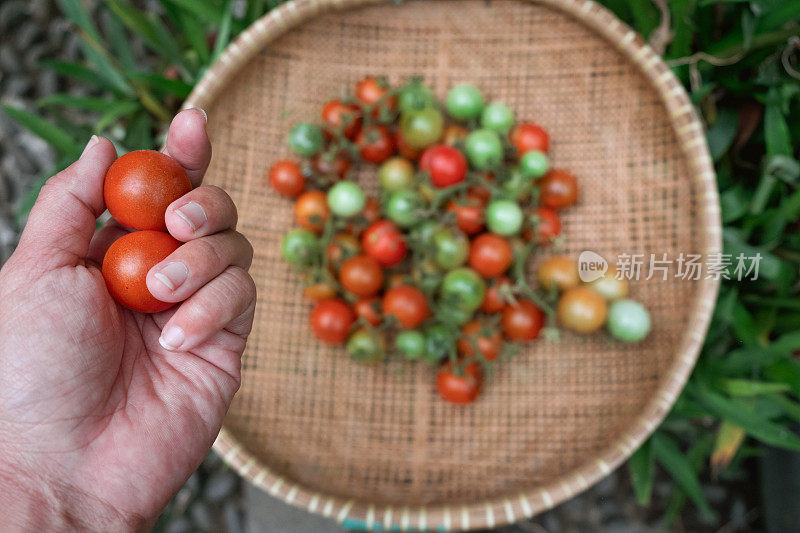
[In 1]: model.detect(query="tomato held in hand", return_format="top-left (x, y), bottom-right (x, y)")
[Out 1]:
top-left (419, 145), bottom-right (468, 188)
top-left (268, 160), bottom-right (305, 198)
top-left (510, 122), bottom-right (549, 154)
top-left (294, 190), bottom-right (330, 233)
top-left (311, 299), bottom-right (355, 344)
top-left (502, 299), bottom-right (544, 340)
top-left (437, 362), bottom-right (482, 404)
top-left (383, 285), bottom-right (429, 328)
top-left (340, 255), bottom-right (383, 297)
top-left (102, 230), bottom-right (181, 313)
top-left (458, 320), bottom-right (502, 360)
top-left (469, 233), bottom-right (512, 277)
top-left (362, 220), bottom-right (407, 267)
top-left (321, 99), bottom-right (361, 139)
top-left (540, 169), bottom-right (578, 210)
top-left (356, 125), bottom-right (395, 164)
top-left (104, 150), bottom-right (191, 231)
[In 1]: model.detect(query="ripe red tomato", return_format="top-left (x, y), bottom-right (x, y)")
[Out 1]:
top-left (354, 297), bottom-right (382, 326)
top-left (304, 282), bottom-right (337, 302)
top-left (355, 76), bottom-right (397, 116)
top-left (458, 320), bottom-right (502, 361)
top-left (321, 99), bottom-right (361, 139)
top-left (525, 207), bottom-right (561, 245)
top-left (356, 125), bottom-right (395, 164)
top-left (312, 153), bottom-right (351, 179)
top-left (362, 220), bottom-right (407, 267)
top-left (104, 150), bottom-right (191, 231)
top-left (395, 130), bottom-right (422, 160)
top-left (509, 123), bottom-right (549, 155)
top-left (437, 362), bottom-right (482, 404)
top-left (480, 276), bottom-right (512, 313)
top-left (539, 169), bottom-right (578, 210)
top-left (419, 145), bottom-right (468, 188)
top-left (502, 299), bottom-right (544, 340)
top-left (102, 230), bottom-right (181, 313)
top-left (339, 255), bottom-right (384, 297)
top-left (268, 160), bottom-right (305, 197)
top-left (382, 285), bottom-right (429, 328)
top-left (468, 233), bottom-right (512, 278)
top-left (310, 299), bottom-right (355, 344)
top-left (294, 190), bottom-right (330, 233)
top-left (446, 197), bottom-right (484, 235)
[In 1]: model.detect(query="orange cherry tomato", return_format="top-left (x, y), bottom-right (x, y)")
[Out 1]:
top-left (557, 287), bottom-right (608, 334)
top-left (321, 99), bottom-right (361, 140)
top-left (304, 282), bottom-right (337, 302)
top-left (102, 230), bottom-right (181, 313)
top-left (104, 150), bottom-right (191, 231)
top-left (339, 255), bottom-right (384, 297)
top-left (382, 285), bottom-right (429, 328)
top-left (457, 320), bottom-right (502, 361)
top-left (437, 362), bottom-right (482, 404)
top-left (311, 299), bottom-right (355, 344)
top-left (509, 123), bottom-right (549, 155)
top-left (294, 190), bottom-right (330, 233)
top-left (539, 170), bottom-right (578, 210)
top-left (268, 160), bottom-right (305, 197)
top-left (538, 256), bottom-right (579, 292)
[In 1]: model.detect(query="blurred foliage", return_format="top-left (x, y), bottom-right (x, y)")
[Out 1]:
top-left (2, 0), bottom-right (800, 526)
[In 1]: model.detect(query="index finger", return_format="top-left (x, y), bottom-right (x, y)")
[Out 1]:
top-left (163, 108), bottom-right (212, 187)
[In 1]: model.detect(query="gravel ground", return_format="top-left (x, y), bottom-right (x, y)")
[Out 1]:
top-left (0, 3), bottom-right (762, 532)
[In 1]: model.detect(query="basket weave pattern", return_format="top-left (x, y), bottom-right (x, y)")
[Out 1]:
top-left (183, 0), bottom-right (721, 529)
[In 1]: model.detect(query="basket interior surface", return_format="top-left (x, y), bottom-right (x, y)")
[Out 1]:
top-left (202, 0), bottom-right (701, 506)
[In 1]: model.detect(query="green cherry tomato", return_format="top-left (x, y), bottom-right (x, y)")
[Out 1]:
top-left (441, 268), bottom-right (486, 312)
top-left (464, 129), bottom-right (504, 170)
top-left (606, 299), bottom-right (651, 343)
top-left (433, 227), bottom-right (469, 269)
top-left (438, 305), bottom-right (474, 326)
top-left (446, 84), bottom-right (485, 121)
top-left (485, 199), bottom-right (523, 236)
top-left (379, 157), bottom-right (415, 191)
top-left (502, 167), bottom-right (533, 202)
top-left (398, 81), bottom-right (435, 113)
top-left (480, 101), bottom-right (514, 134)
top-left (519, 150), bottom-right (549, 179)
top-left (386, 189), bottom-right (423, 228)
top-left (413, 220), bottom-right (440, 244)
top-left (400, 108), bottom-right (444, 150)
top-left (347, 328), bottom-right (384, 363)
top-left (423, 324), bottom-right (455, 363)
top-left (288, 122), bottom-right (324, 157)
top-left (395, 330), bottom-right (426, 359)
top-left (281, 228), bottom-right (319, 266)
top-left (327, 181), bottom-right (365, 217)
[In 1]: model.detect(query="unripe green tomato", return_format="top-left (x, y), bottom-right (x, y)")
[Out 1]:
top-left (480, 101), bottom-right (515, 134)
top-left (439, 305), bottom-right (474, 326)
top-left (433, 227), bottom-right (469, 269)
top-left (281, 228), bottom-right (319, 266)
top-left (379, 157), bottom-right (415, 191)
top-left (398, 81), bottom-right (435, 113)
top-left (327, 181), bottom-right (365, 217)
top-left (485, 200), bottom-right (523, 236)
top-left (502, 167), bottom-right (533, 202)
top-left (347, 328), bottom-right (384, 363)
top-left (606, 299), bottom-right (651, 343)
top-left (386, 189), bottom-right (423, 228)
top-left (441, 268), bottom-right (486, 312)
top-left (395, 330), bottom-right (426, 359)
top-left (464, 129), bottom-right (504, 170)
top-left (288, 122), bottom-right (324, 157)
top-left (446, 84), bottom-right (485, 121)
top-left (400, 108), bottom-right (444, 150)
top-left (423, 324), bottom-right (455, 364)
top-left (519, 150), bottom-right (549, 179)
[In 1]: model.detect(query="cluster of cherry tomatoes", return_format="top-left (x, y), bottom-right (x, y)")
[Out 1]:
top-left (101, 150), bottom-right (190, 313)
top-left (268, 77), bottom-right (646, 404)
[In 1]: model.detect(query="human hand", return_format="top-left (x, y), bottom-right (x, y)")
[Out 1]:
top-left (0, 109), bottom-right (255, 531)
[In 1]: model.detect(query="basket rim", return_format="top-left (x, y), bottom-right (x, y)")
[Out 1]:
top-left (183, 0), bottom-right (722, 529)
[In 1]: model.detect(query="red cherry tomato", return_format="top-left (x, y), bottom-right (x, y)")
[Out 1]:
top-left (539, 170), bottom-right (578, 210)
top-left (355, 76), bottom-right (397, 116)
top-left (395, 130), bottom-right (422, 161)
top-left (362, 220), bottom-right (407, 267)
top-left (382, 285), bottom-right (429, 328)
top-left (502, 299), bottom-right (544, 340)
top-left (304, 282), bottom-right (337, 302)
top-left (480, 276), bottom-right (512, 313)
top-left (509, 123), bottom-right (550, 155)
top-left (356, 125), bottom-right (395, 164)
top-left (339, 255), bottom-right (384, 297)
top-left (321, 99), bottom-right (361, 140)
top-left (446, 196), bottom-right (484, 235)
top-left (102, 230), bottom-right (181, 313)
top-left (419, 145), bottom-right (468, 188)
top-left (312, 153), bottom-right (351, 179)
top-left (437, 362), bottom-right (482, 404)
top-left (354, 297), bottom-right (382, 326)
top-left (311, 299), bottom-right (355, 344)
top-left (104, 150), bottom-right (191, 231)
top-left (526, 207), bottom-right (561, 245)
top-left (468, 233), bottom-right (512, 278)
top-left (458, 320), bottom-right (502, 361)
top-left (294, 190), bottom-right (330, 233)
top-left (268, 160), bottom-right (305, 197)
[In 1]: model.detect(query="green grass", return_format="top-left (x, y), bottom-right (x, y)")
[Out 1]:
top-left (3, 0), bottom-right (800, 524)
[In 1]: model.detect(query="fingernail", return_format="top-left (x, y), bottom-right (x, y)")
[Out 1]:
top-left (81, 135), bottom-right (99, 157)
top-left (191, 107), bottom-right (208, 122)
top-left (154, 262), bottom-right (188, 291)
top-left (159, 326), bottom-right (185, 351)
top-left (175, 201), bottom-right (207, 232)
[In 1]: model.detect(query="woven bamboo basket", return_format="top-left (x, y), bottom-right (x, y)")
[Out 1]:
top-left (183, 0), bottom-right (721, 529)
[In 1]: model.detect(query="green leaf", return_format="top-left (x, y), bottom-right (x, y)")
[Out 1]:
top-left (94, 101), bottom-right (143, 132)
top-left (763, 395), bottom-right (800, 423)
top-left (127, 72), bottom-right (193, 98)
top-left (123, 111), bottom-right (154, 151)
top-left (1, 105), bottom-right (83, 155)
top-left (629, 438), bottom-right (655, 505)
top-left (36, 95), bottom-right (130, 113)
top-left (719, 186), bottom-right (749, 223)
top-left (212, 0), bottom-right (235, 61)
top-left (101, 10), bottom-right (137, 71)
top-left (723, 228), bottom-right (784, 281)
top-left (652, 433), bottom-right (716, 520)
top-left (163, 3), bottom-right (209, 65)
top-left (765, 89), bottom-right (793, 156)
top-left (39, 60), bottom-right (116, 92)
top-left (162, 0), bottom-right (223, 25)
top-left (707, 107), bottom-right (738, 161)
top-left (627, 0), bottom-right (659, 39)
top-left (719, 379), bottom-right (790, 396)
top-left (764, 359), bottom-right (800, 396)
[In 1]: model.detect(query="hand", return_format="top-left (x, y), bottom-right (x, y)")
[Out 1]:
top-left (0, 109), bottom-right (255, 531)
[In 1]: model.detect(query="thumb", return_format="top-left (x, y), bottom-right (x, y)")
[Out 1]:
top-left (16, 136), bottom-right (117, 271)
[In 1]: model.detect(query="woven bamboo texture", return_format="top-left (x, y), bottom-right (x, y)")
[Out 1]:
top-left (182, 0), bottom-right (721, 529)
